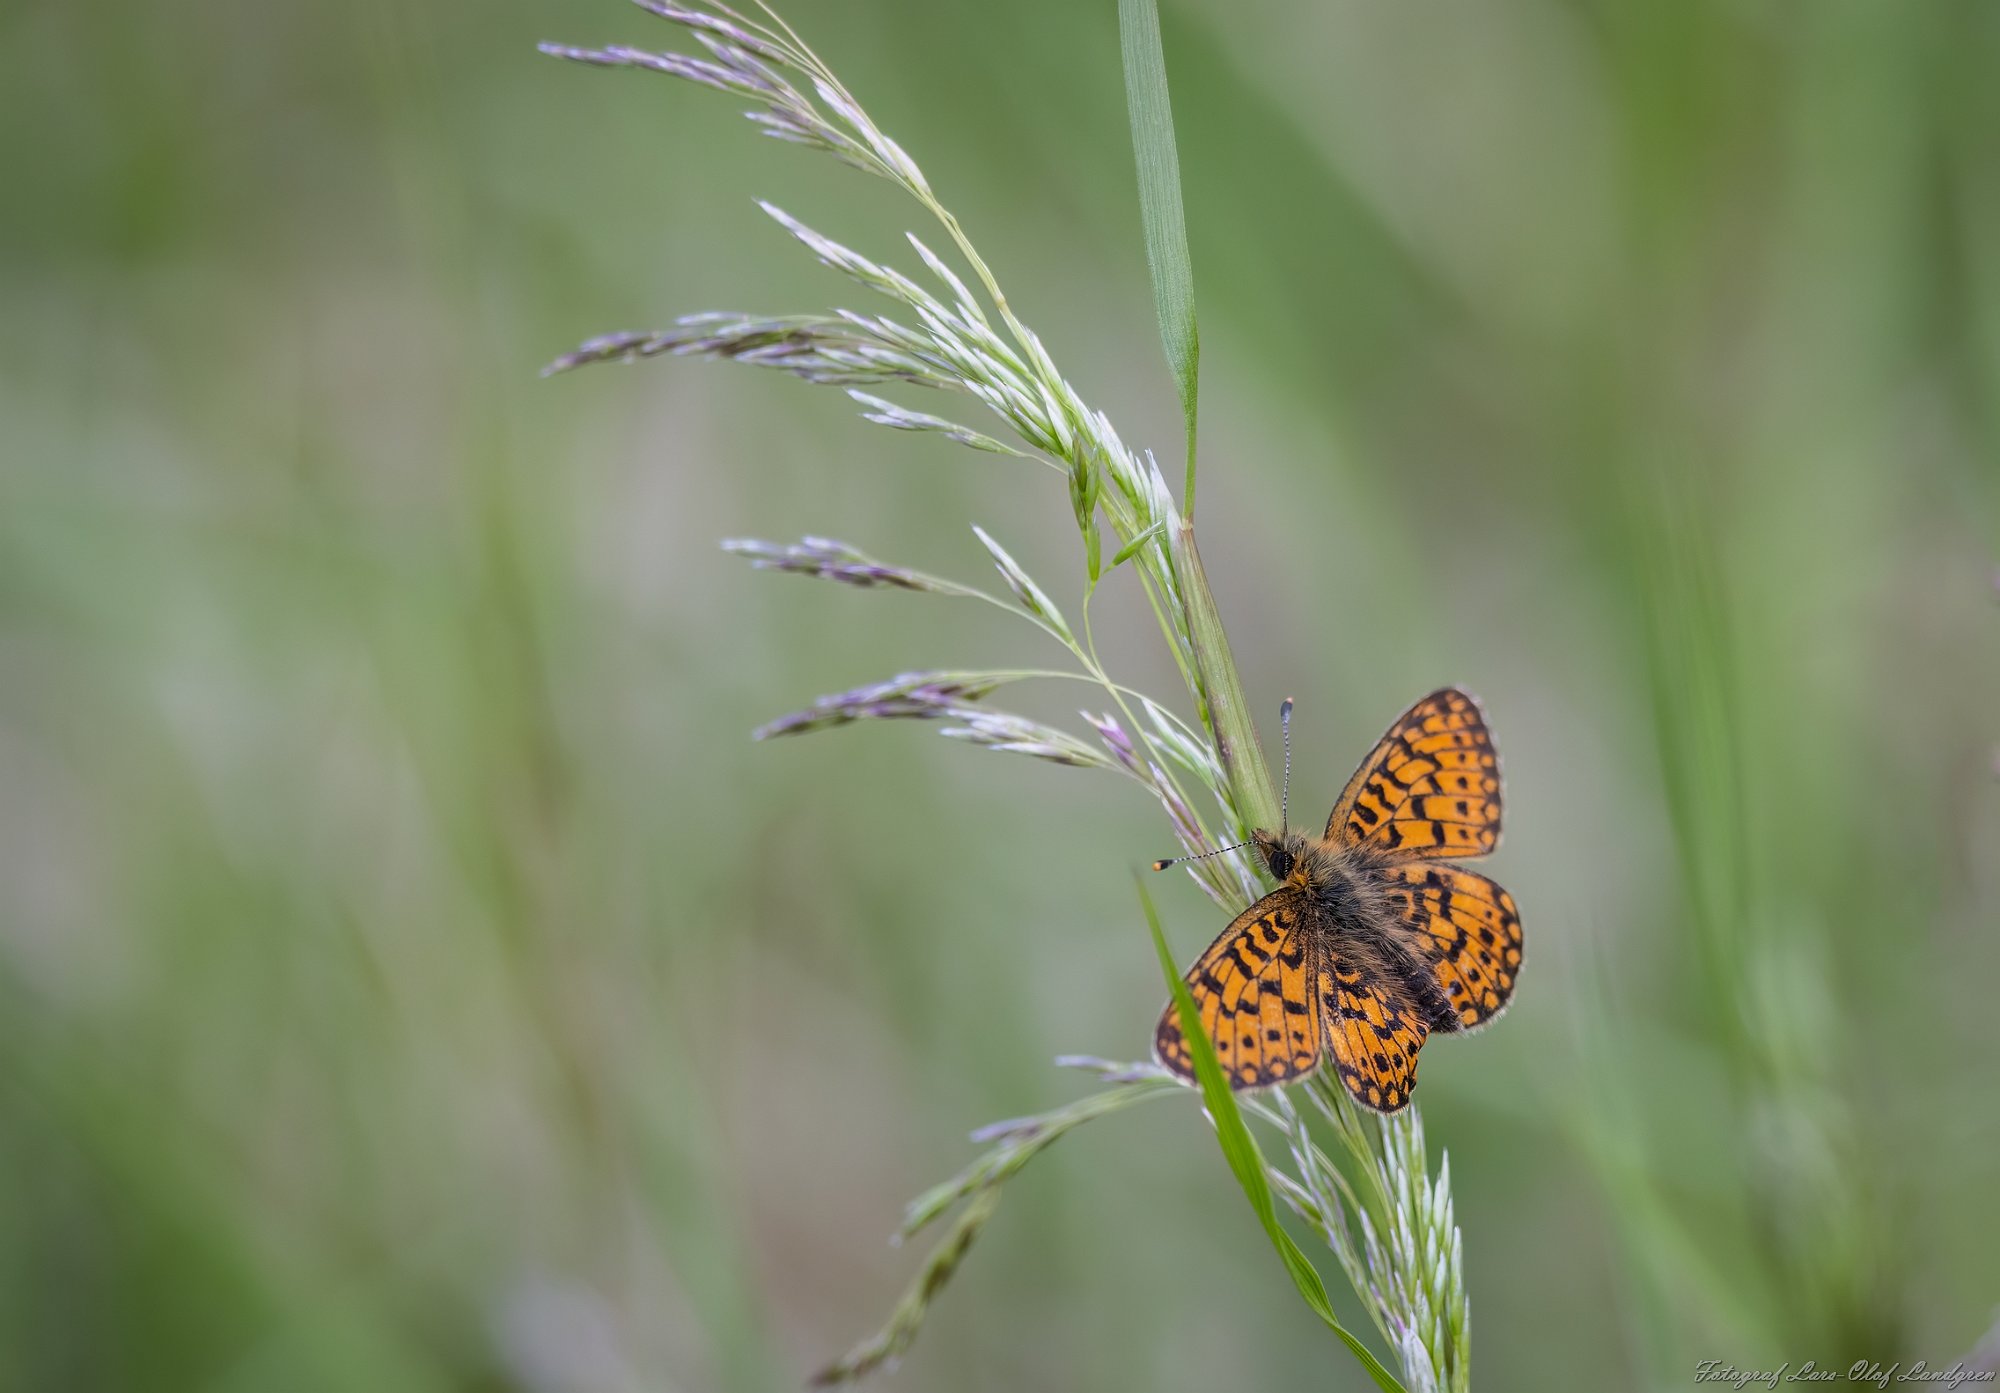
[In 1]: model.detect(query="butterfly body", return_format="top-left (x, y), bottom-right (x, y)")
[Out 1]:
top-left (1261, 830), bottom-right (1466, 1032)
top-left (1155, 689), bottom-right (1523, 1112)
top-left (1257, 829), bottom-right (1390, 929)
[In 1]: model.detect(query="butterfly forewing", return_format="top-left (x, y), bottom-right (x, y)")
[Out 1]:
top-left (1325, 688), bottom-right (1502, 860)
top-left (1155, 889), bottom-right (1319, 1089)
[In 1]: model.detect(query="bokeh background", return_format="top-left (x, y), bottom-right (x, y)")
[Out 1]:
top-left (3, 0), bottom-right (1997, 1389)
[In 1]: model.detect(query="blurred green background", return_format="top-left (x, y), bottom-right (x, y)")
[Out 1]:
top-left (3, 0), bottom-right (1997, 1388)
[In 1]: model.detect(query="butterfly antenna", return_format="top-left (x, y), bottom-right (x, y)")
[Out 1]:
top-left (1152, 840), bottom-right (1251, 872)
top-left (1279, 697), bottom-right (1294, 835)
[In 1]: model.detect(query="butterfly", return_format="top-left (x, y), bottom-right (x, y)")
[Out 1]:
top-left (1153, 689), bottom-right (1521, 1113)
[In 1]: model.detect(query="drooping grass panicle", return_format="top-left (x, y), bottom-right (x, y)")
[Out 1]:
top-left (750, 669), bottom-right (1104, 768)
top-left (544, 313), bottom-right (930, 387)
top-left (809, 1064), bottom-right (1183, 1387)
top-left (721, 537), bottom-right (984, 595)
top-left (804, 1187), bottom-right (1001, 1388)
top-left (544, 2), bottom-right (1192, 674)
top-left (970, 526), bottom-right (1074, 644)
top-left (847, 392), bottom-right (1026, 456)
top-left (545, 5), bottom-right (1472, 1388)
top-left (750, 668), bottom-right (1020, 733)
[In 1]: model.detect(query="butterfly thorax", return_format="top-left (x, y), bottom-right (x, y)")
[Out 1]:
top-left (1252, 829), bottom-right (1394, 936)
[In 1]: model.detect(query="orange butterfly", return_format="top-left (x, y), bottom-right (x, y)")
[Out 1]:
top-left (1153, 689), bottom-right (1522, 1112)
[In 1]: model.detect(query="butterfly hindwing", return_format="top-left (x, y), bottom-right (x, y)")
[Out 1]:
top-left (1316, 942), bottom-right (1428, 1114)
top-left (1325, 688), bottom-right (1502, 860)
top-left (1155, 889), bottom-right (1319, 1090)
top-left (1380, 862), bottom-right (1523, 1030)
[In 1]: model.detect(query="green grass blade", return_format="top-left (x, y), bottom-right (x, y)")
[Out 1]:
top-left (1169, 519), bottom-right (1278, 834)
top-left (1138, 877), bottom-right (1408, 1393)
top-left (1117, 0), bottom-right (1200, 515)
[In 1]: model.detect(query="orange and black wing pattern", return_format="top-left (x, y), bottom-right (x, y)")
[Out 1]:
top-left (1155, 889), bottom-right (1319, 1089)
top-left (1325, 688), bottom-right (1502, 860)
top-left (1317, 946), bottom-right (1429, 1114)
top-left (1381, 862), bottom-right (1523, 1031)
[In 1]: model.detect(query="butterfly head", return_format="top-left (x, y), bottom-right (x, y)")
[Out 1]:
top-left (1252, 828), bottom-right (1317, 887)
